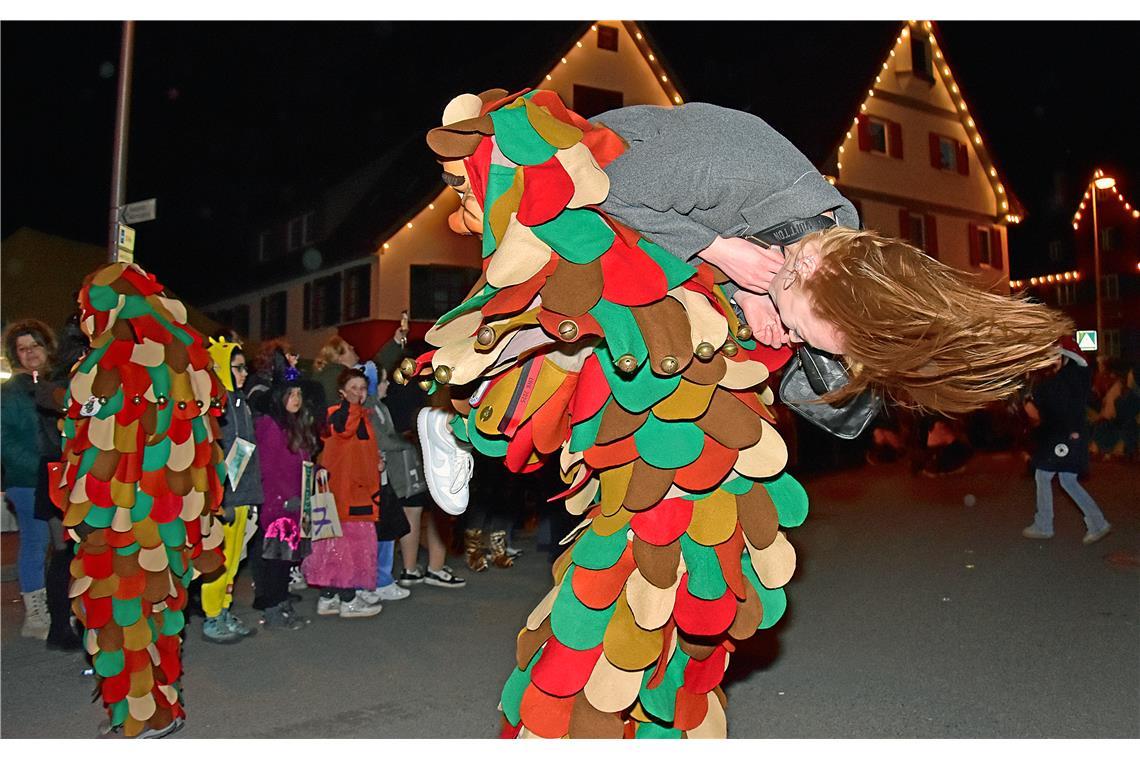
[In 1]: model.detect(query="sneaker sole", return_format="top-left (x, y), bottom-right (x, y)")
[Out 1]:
top-left (417, 410), bottom-right (468, 516)
top-left (201, 632), bottom-right (243, 644)
top-left (338, 608), bottom-right (383, 618)
top-left (398, 576), bottom-right (425, 587)
top-left (424, 578), bottom-right (467, 589)
top-left (316, 607), bottom-right (342, 616)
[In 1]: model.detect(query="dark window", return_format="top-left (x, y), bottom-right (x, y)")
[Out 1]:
top-left (1048, 240), bottom-right (1063, 262)
top-left (976, 227), bottom-right (992, 266)
top-left (1101, 226), bottom-right (1121, 252)
top-left (260, 291), bottom-right (287, 339)
top-left (309, 273), bottom-right (342, 328)
top-left (1103, 274), bottom-right (1120, 301)
top-left (287, 212), bottom-right (315, 252)
top-left (257, 229), bottom-right (279, 262)
top-left (1056, 283), bottom-right (1078, 306)
top-left (907, 213), bottom-right (926, 250)
top-left (572, 84), bottom-right (624, 119)
top-left (910, 35), bottom-right (934, 81)
top-left (596, 24), bottom-right (619, 51)
top-left (1104, 329), bottom-right (1121, 358)
top-left (343, 264), bottom-right (372, 321)
top-left (410, 265), bottom-right (481, 321)
top-left (868, 119), bottom-right (888, 154)
top-left (211, 305), bottom-right (250, 339)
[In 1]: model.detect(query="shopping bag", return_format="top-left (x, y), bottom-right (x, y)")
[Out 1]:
top-left (308, 467), bottom-right (342, 541)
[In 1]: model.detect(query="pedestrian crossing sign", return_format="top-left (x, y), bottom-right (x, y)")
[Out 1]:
top-left (1076, 330), bottom-right (1097, 351)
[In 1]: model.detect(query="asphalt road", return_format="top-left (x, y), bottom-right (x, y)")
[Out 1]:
top-left (2, 452), bottom-right (1137, 738)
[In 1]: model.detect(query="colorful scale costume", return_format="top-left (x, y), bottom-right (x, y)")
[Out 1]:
top-left (407, 89), bottom-right (807, 738)
top-left (51, 263), bottom-right (227, 737)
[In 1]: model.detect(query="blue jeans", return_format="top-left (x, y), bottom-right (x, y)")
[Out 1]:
top-left (1033, 469), bottom-right (1109, 534)
top-left (7, 487), bottom-right (48, 592)
top-left (376, 540), bottom-right (395, 588)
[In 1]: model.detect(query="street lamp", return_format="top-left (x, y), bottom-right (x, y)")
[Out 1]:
top-left (1090, 170), bottom-right (1116, 346)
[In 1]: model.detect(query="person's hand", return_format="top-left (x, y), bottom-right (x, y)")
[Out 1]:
top-left (698, 236), bottom-right (785, 294)
top-left (394, 326), bottom-right (409, 346)
top-left (218, 503), bottom-right (236, 525)
top-left (735, 290), bottom-right (790, 349)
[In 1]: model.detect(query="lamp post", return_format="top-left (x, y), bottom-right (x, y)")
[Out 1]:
top-left (107, 21), bottom-right (136, 264)
top-left (1091, 170), bottom-right (1116, 348)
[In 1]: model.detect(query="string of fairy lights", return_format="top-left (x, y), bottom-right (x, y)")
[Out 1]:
top-left (1072, 169), bottom-right (1140, 231)
top-left (376, 21), bottom-right (679, 261)
top-left (1010, 169), bottom-right (1138, 289)
top-left (833, 20), bottom-right (1021, 224)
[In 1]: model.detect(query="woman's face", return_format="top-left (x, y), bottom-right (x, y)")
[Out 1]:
top-left (230, 353), bottom-right (249, 389)
top-left (14, 334), bottom-right (48, 372)
top-left (768, 239), bottom-right (846, 355)
top-left (284, 387), bottom-right (303, 414)
top-left (339, 376), bottom-right (368, 405)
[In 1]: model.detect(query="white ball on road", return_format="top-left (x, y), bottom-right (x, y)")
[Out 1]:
top-left (963, 494), bottom-right (977, 507)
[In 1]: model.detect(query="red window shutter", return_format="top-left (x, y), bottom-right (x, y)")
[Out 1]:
top-left (957, 142), bottom-right (969, 176)
top-left (929, 132), bottom-right (941, 169)
top-left (858, 116), bottom-right (871, 152)
top-left (990, 228), bottom-right (1003, 270)
top-left (968, 224), bottom-right (981, 267)
top-left (888, 121), bottom-right (904, 159)
top-left (924, 214), bottom-right (938, 257)
top-left (898, 209), bottom-right (911, 240)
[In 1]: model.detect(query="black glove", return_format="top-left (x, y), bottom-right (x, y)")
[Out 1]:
top-left (218, 503), bottom-right (237, 525)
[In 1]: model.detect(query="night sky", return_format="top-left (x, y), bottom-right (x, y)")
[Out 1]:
top-left (3, 20), bottom-right (1137, 300)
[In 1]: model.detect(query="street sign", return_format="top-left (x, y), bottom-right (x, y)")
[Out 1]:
top-left (116, 223), bottom-right (136, 263)
top-left (122, 198), bottom-right (156, 224)
top-left (1076, 330), bottom-right (1097, 351)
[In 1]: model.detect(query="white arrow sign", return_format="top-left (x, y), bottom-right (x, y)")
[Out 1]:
top-left (122, 198), bottom-right (157, 224)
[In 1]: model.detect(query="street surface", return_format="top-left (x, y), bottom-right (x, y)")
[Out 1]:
top-left (2, 452), bottom-right (1137, 738)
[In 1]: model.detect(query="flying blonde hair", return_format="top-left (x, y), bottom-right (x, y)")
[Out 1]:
top-left (313, 336), bottom-right (353, 372)
top-left (797, 227), bottom-right (1072, 415)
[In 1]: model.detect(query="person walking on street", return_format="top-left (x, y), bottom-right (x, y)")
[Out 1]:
top-left (1022, 337), bottom-right (1112, 544)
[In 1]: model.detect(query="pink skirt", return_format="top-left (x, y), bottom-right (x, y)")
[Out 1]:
top-left (300, 521), bottom-right (377, 590)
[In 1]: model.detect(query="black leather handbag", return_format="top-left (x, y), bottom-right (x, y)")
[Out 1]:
top-left (779, 345), bottom-right (881, 440)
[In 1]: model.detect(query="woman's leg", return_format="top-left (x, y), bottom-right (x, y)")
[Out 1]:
top-left (1031, 469), bottom-right (1056, 534)
top-left (399, 507), bottom-right (423, 573)
top-left (376, 540), bottom-right (396, 588)
top-left (8, 487), bottom-right (48, 593)
top-left (1057, 472), bottom-right (1110, 532)
top-left (425, 509), bottom-right (449, 572)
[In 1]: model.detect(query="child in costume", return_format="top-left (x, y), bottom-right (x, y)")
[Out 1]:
top-left (254, 376), bottom-right (317, 628)
top-left (301, 367), bottom-right (384, 618)
top-left (404, 89), bottom-right (1070, 738)
top-left (52, 262), bottom-right (228, 738)
top-left (200, 338), bottom-right (262, 643)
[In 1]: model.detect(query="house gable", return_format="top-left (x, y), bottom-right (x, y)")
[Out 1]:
top-left (832, 20), bottom-right (1024, 226)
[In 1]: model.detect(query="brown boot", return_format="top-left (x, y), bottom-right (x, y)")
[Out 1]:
top-left (489, 530), bottom-right (514, 569)
top-left (464, 529), bottom-right (488, 572)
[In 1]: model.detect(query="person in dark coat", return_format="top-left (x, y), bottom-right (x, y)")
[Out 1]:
top-left (1022, 337), bottom-right (1111, 544)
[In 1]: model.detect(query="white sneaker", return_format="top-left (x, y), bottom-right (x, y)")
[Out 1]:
top-left (316, 595), bottom-right (342, 616)
top-left (361, 583), bottom-right (410, 604)
top-left (338, 592), bottom-right (383, 618)
top-left (418, 407), bottom-right (474, 516)
top-left (288, 566), bottom-right (308, 592)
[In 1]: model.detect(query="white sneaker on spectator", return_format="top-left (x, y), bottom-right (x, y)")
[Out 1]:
top-left (339, 593), bottom-right (382, 618)
top-left (316, 595), bottom-right (342, 616)
top-left (418, 407), bottom-right (474, 515)
top-left (362, 583), bottom-right (410, 604)
top-left (424, 565), bottom-right (467, 589)
top-left (288, 566), bottom-right (308, 592)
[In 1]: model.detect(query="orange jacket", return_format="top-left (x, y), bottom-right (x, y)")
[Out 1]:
top-left (320, 401), bottom-right (380, 522)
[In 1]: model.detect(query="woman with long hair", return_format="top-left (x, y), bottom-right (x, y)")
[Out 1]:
top-left (253, 377), bottom-right (319, 629)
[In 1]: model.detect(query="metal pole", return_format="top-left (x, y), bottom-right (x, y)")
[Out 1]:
top-left (107, 21), bottom-right (136, 263)
top-left (1092, 181), bottom-right (1103, 348)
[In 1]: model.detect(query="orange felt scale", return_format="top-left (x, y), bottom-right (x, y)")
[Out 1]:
top-left (673, 435), bottom-right (737, 492)
top-left (530, 640), bottom-right (605, 698)
top-left (518, 683), bottom-right (575, 738)
top-left (673, 683), bottom-right (711, 731)
top-left (583, 437), bottom-right (640, 471)
top-left (672, 574), bottom-right (738, 637)
top-left (629, 497), bottom-right (693, 546)
top-left (571, 546), bottom-right (636, 609)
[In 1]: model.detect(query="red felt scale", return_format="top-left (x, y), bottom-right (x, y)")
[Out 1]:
top-left (630, 497), bottom-right (693, 546)
top-left (681, 645), bottom-right (728, 694)
top-left (518, 156), bottom-right (575, 226)
top-left (672, 574), bottom-right (738, 637)
top-left (530, 640), bottom-right (605, 698)
top-left (600, 237), bottom-right (668, 306)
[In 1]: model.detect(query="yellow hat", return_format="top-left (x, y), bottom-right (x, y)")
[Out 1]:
top-left (207, 337), bottom-right (241, 392)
